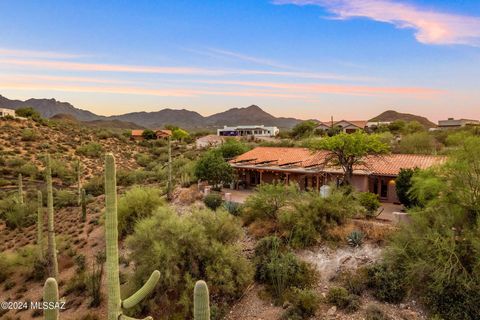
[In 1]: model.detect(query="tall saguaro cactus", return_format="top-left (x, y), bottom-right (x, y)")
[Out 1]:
top-left (194, 280), bottom-right (211, 320)
top-left (81, 188), bottom-right (86, 222)
top-left (18, 173), bottom-right (24, 204)
top-left (104, 153), bottom-right (160, 320)
top-left (167, 136), bottom-right (173, 200)
top-left (43, 277), bottom-right (59, 320)
top-left (37, 190), bottom-right (44, 260)
top-left (45, 154), bottom-right (58, 279)
top-left (76, 160), bottom-right (82, 206)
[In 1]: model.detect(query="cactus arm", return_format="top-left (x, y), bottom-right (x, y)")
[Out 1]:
top-left (119, 315), bottom-right (153, 320)
top-left (43, 277), bottom-right (59, 320)
top-left (37, 190), bottom-right (44, 259)
top-left (46, 154), bottom-right (58, 279)
top-left (194, 280), bottom-right (210, 320)
top-left (122, 270), bottom-right (161, 309)
top-left (105, 153), bottom-right (122, 320)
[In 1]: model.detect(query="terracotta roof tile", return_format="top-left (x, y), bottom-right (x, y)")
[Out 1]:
top-left (232, 147), bottom-right (445, 176)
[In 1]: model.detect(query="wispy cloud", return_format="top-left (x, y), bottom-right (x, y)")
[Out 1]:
top-left (190, 47), bottom-right (294, 69)
top-left (273, 0), bottom-right (480, 46)
top-left (0, 48), bottom-right (88, 59)
top-left (0, 57), bottom-right (375, 81)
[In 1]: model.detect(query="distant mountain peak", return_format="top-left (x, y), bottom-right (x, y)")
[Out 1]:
top-left (370, 110), bottom-right (436, 128)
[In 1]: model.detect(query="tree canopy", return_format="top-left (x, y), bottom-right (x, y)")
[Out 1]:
top-left (194, 150), bottom-right (233, 186)
top-left (310, 132), bottom-right (389, 184)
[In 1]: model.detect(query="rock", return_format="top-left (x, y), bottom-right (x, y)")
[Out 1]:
top-left (327, 306), bottom-right (337, 316)
top-left (282, 301), bottom-right (290, 309)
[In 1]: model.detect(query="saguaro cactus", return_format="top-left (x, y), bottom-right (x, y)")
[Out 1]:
top-left (43, 277), bottom-right (59, 320)
top-left (76, 160), bottom-right (82, 206)
top-left (194, 280), bottom-right (210, 320)
top-left (37, 190), bottom-right (44, 259)
top-left (104, 153), bottom-right (160, 320)
top-left (81, 188), bottom-right (86, 222)
top-left (45, 154), bottom-right (58, 279)
top-left (18, 173), bottom-right (24, 204)
top-left (167, 136), bottom-right (173, 200)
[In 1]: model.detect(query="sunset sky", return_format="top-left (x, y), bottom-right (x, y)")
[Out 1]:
top-left (1, 0), bottom-right (479, 121)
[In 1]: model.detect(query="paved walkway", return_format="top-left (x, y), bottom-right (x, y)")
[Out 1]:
top-left (222, 188), bottom-right (253, 203)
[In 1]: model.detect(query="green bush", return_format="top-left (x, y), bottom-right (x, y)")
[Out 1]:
top-left (242, 183), bottom-right (299, 224)
top-left (203, 193), bottom-right (223, 211)
top-left (365, 304), bottom-right (389, 320)
top-left (83, 176), bottom-right (104, 197)
top-left (358, 192), bottom-right (380, 217)
top-left (194, 150), bottom-right (233, 186)
top-left (223, 201), bottom-right (241, 216)
top-left (17, 162), bottom-right (39, 179)
top-left (54, 189), bottom-right (77, 208)
top-left (118, 186), bottom-right (164, 237)
top-left (278, 188), bottom-right (362, 248)
top-left (339, 269), bottom-right (368, 296)
top-left (326, 287), bottom-right (360, 312)
top-left (284, 288), bottom-right (319, 319)
top-left (254, 236), bottom-right (317, 302)
top-left (21, 128), bottom-right (38, 141)
top-left (0, 196), bottom-right (36, 229)
top-left (76, 142), bottom-right (104, 158)
top-left (126, 206), bottom-right (252, 318)
top-left (367, 263), bottom-right (406, 303)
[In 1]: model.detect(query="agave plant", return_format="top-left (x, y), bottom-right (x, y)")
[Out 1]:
top-left (347, 230), bottom-right (365, 248)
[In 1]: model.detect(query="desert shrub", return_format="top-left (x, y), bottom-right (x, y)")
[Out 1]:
top-left (88, 251), bottom-right (105, 307)
top-left (117, 186), bottom-right (164, 237)
top-left (339, 268), bottom-right (368, 296)
top-left (117, 169), bottom-right (150, 186)
top-left (326, 286), bottom-right (360, 312)
top-left (0, 196), bottom-right (36, 229)
top-left (21, 128), bottom-right (37, 141)
top-left (365, 304), bottom-right (389, 320)
top-left (15, 107), bottom-right (41, 120)
top-left (134, 153), bottom-right (152, 167)
top-left (49, 158), bottom-right (75, 184)
top-left (254, 236), bottom-right (317, 302)
top-left (76, 142), bottom-right (103, 158)
top-left (367, 263), bottom-right (406, 303)
top-left (217, 138), bottom-right (250, 159)
top-left (278, 188), bottom-right (362, 248)
top-left (283, 288), bottom-right (319, 319)
top-left (31, 258), bottom-right (49, 281)
top-left (203, 193), bottom-right (223, 211)
top-left (358, 192), bottom-right (380, 217)
top-left (396, 132), bottom-right (438, 154)
top-left (223, 201), bottom-right (241, 216)
top-left (54, 189), bottom-right (77, 208)
top-left (83, 176), bottom-right (104, 197)
top-left (242, 183), bottom-right (299, 224)
top-left (126, 206), bottom-right (252, 318)
top-left (17, 163), bottom-right (39, 179)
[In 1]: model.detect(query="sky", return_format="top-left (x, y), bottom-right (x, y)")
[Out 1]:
top-left (0, 0), bottom-right (479, 122)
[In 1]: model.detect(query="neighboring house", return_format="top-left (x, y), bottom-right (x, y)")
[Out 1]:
top-left (130, 129), bottom-right (172, 141)
top-left (230, 147), bottom-right (445, 203)
top-left (366, 121), bottom-right (391, 128)
top-left (217, 125), bottom-right (279, 137)
top-left (0, 108), bottom-right (16, 118)
top-left (316, 120), bottom-right (368, 134)
top-left (438, 118), bottom-right (480, 129)
top-left (196, 135), bottom-right (225, 149)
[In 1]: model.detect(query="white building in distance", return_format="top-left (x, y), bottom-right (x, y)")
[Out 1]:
top-left (0, 108), bottom-right (16, 118)
top-left (438, 118), bottom-right (480, 129)
top-left (217, 125), bottom-right (279, 137)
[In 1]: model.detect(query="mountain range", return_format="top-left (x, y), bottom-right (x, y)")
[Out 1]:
top-left (0, 94), bottom-right (436, 130)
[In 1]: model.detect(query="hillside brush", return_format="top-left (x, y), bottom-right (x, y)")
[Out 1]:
top-left (81, 188), bottom-right (86, 222)
top-left (18, 173), bottom-right (24, 204)
top-left (104, 153), bottom-right (161, 320)
top-left (167, 136), bottom-right (173, 200)
top-left (194, 280), bottom-right (211, 320)
top-left (45, 154), bottom-right (58, 279)
top-left (43, 277), bottom-right (59, 320)
top-left (37, 190), bottom-right (44, 260)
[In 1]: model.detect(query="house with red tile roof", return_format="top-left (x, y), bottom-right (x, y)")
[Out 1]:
top-left (231, 147), bottom-right (446, 203)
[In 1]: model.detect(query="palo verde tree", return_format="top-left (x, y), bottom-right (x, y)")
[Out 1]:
top-left (310, 131), bottom-right (389, 185)
top-left (194, 150), bottom-right (233, 187)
